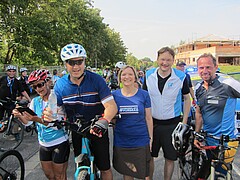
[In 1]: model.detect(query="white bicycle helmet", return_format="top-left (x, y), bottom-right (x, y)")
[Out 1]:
top-left (60, 43), bottom-right (87, 61)
top-left (20, 67), bottom-right (28, 73)
top-left (6, 65), bottom-right (17, 71)
top-left (115, 61), bottom-right (126, 69)
top-left (172, 122), bottom-right (190, 153)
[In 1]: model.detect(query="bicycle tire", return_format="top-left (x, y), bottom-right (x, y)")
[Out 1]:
top-left (0, 118), bottom-right (24, 151)
top-left (178, 151), bottom-right (192, 180)
top-left (0, 149), bottom-right (25, 180)
top-left (178, 147), bottom-right (206, 180)
top-left (77, 169), bottom-right (89, 180)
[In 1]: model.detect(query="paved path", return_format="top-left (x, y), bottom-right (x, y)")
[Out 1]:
top-left (1, 128), bottom-right (239, 179)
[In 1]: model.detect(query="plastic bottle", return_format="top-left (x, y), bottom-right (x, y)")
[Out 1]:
top-left (48, 89), bottom-right (57, 120)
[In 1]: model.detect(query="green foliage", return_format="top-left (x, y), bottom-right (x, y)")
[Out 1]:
top-left (0, 0), bottom-right (127, 67)
top-left (126, 53), bottom-right (155, 71)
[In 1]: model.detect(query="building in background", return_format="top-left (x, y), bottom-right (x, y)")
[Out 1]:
top-left (175, 34), bottom-right (240, 65)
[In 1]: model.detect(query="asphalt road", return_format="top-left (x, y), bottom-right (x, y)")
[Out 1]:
top-left (1, 128), bottom-right (240, 179)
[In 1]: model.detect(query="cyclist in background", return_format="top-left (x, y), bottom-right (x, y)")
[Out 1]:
top-left (194, 53), bottom-right (240, 179)
top-left (18, 67), bottom-right (32, 98)
top-left (13, 69), bottom-right (70, 180)
top-left (176, 61), bottom-right (196, 124)
top-left (0, 65), bottom-right (31, 121)
top-left (52, 69), bottom-right (60, 86)
top-left (43, 43), bottom-right (118, 180)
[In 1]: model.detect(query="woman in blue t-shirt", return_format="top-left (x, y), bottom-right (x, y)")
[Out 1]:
top-left (112, 65), bottom-right (153, 180)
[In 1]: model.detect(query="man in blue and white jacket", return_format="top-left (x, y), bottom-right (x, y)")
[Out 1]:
top-left (143, 47), bottom-right (191, 180)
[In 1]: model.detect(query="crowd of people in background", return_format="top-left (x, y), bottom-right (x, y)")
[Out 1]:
top-left (0, 43), bottom-right (240, 180)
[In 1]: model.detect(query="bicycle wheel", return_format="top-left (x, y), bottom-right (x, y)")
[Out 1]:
top-left (0, 149), bottom-right (25, 180)
top-left (0, 118), bottom-right (24, 151)
top-left (178, 151), bottom-right (192, 180)
top-left (77, 169), bottom-right (89, 180)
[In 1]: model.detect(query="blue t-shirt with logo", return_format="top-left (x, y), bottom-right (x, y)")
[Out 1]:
top-left (112, 88), bottom-right (151, 148)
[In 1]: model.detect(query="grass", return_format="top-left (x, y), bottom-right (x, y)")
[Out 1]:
top-left (218, 65), bottom-right (240, 81)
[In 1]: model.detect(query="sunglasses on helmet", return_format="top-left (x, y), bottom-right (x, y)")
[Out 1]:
top-left (66, 59), bottom-right (84, 66)
top-left (31, 82), bottom-right (45, 90)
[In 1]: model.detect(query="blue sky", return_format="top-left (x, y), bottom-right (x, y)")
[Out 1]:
top-left (93, 0), bottom-right (240, 61)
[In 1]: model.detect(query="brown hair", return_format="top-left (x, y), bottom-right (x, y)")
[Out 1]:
top-left (118, 65), bottom-right (138, 84)
top-left (197, 53), bottom-right (217, 66)
top-left (157, 47), bottom-right (175, 59)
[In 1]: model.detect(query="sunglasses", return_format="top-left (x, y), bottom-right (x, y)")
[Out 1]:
top-left (31, 82), bottom-right (45, 90)
top-left (66, 59), bottom-right (84, 66)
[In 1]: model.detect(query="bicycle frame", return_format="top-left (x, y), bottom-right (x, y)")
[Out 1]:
top-left (196, 133), bottom-right (237, 180)
top-left (51, 115), bottom-right (105, 180)
top-left (74, 137), bottom-right (98, 180)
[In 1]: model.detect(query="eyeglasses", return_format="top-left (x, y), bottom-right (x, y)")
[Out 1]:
top-left (31, 82), bottom-right (45, 90)
top-left (7, 70), bottom-right (16, 73)
top-left (66, 59), bottom-right (84, 66)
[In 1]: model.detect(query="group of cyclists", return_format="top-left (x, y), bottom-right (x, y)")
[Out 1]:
top-left (0, 43), bottom-right (240, 180)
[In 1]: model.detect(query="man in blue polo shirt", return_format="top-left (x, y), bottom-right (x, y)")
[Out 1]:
top-left (46, 43), bottom-right (117, 180)
top-left (194, 53), bottom-right (240, 179)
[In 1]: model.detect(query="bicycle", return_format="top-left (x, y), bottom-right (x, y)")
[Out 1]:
top-left (173, 123), bottom-right (203, 180)
top-left (24, 121), bottom-right (38, 136)
top-left (196, 132), bottom-right (239, 180)
top-left (0, 99), bottom-right (28, 151)
top-left (51, 114), bottom-right (117, 180)
top-left (0, 149), bottom-right (25, 180)
top-left (173, 123), bottom-right (239, 180)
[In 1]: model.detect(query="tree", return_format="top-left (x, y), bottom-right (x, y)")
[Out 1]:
top-left (0, 0), bottom-right (127, 67)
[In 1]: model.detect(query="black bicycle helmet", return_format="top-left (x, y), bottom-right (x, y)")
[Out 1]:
top-left (172, 122), bottom-right (190, 153)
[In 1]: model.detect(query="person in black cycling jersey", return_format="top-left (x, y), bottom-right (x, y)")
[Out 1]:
top-left (43, 43), bottom-right (118, 180)
top-left (17, 67), bottom-right (32, 98)
top-left (0, 65), bottom-right (31, 121)
top-left (194, 53), bottom-right (240, 179)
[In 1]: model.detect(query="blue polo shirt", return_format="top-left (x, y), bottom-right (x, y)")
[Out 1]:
top-left (195, 75), bottom-right (240, 138)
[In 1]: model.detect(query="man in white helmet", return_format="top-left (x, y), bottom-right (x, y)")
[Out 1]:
top-left (43, 43), bottom-right (117, 180)
top-left (0, 65), bottom-right (31, 130)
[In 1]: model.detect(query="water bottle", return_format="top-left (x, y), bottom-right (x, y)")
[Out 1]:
top-left (48, 89), bottom-right (57, 120)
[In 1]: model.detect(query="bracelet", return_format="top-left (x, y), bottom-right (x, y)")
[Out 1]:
top-left (40, 118), bottom-right (45, 123)
top-left (99, 117), bottom-right (110, 123)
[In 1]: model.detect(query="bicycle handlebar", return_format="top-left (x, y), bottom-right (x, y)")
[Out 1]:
top-left (49, 114), bottom-right (120, 136)
top-left (0, 98), bottom-right (29, 107)
top-left (193, 131), bottom-right (239, 144)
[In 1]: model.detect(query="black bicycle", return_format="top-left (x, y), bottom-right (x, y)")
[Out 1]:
top-left (173, 123), bottom-right (203, 180)
top-left (0, 149), bottom-right (25, 180)
top-left (173, 123), bottom-right (239, 180)
top-left (0, 99), bottom-right (28, 151)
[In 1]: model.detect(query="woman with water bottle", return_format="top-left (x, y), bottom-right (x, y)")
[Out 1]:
top-left (12, 69), bottom-right (70, 180)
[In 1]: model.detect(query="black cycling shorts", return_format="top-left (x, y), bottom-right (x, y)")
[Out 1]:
top-left (151, 121), bottom-right (179, 161)
top-left (39, 140), bottom-right (70, 164)
top-left (72, 130), bottom-right (111, 171)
